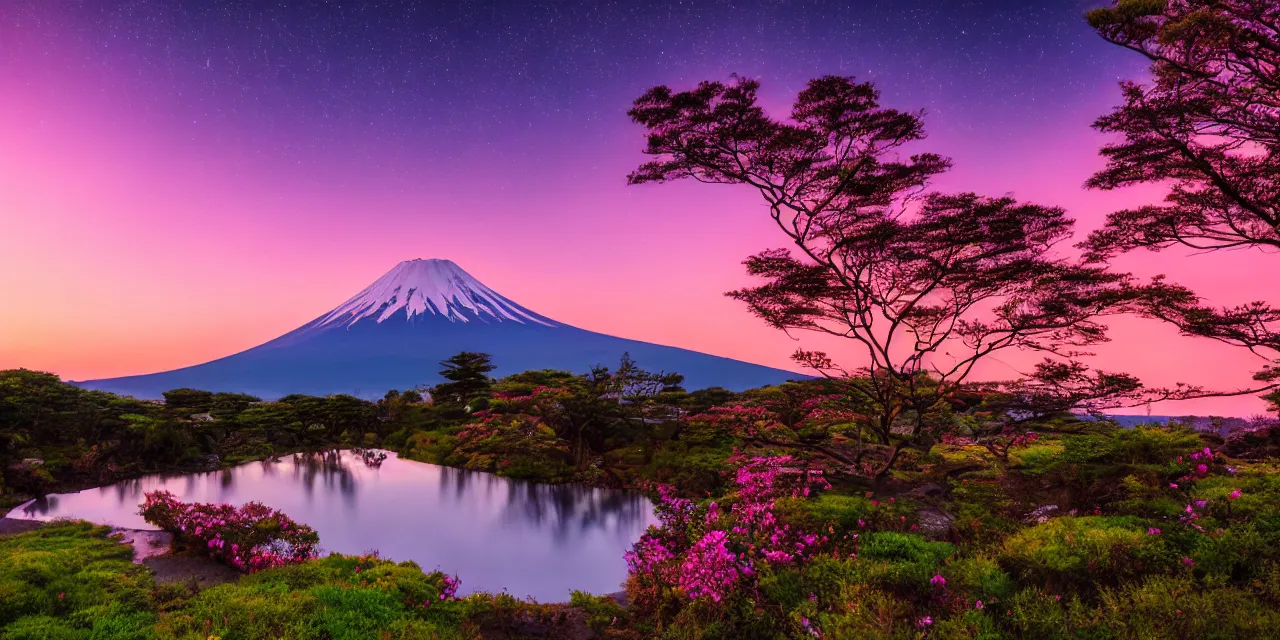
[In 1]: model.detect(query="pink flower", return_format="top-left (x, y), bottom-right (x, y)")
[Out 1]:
top-left (1169, 483), bottom-right (1179, 489)
top-left (974, 600), bottom-right (984, 610)
top-left (1182, 557), bottom-right (1195, 567)
top-left (916, 616), bottom-right (933, 628)
top-left (1229, 489), bottom-right (1241, 500)
top-left (930, 574), bottom-right (946, 587)
top-left (1147, 528), bottom-right (1161, 535)
top-left (1195, 464), bottom-right (1209, 476)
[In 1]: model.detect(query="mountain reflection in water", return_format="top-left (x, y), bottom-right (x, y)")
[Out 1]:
top-left (8, 450), bottom-right (657, 600)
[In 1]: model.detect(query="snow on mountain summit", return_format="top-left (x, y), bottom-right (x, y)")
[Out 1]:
top-left (315, 259), bottom-right (555, 327)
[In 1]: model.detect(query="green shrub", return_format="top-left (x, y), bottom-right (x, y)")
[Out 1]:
top-left (1093, 575), bottom-right (1280, 639)
top-left (569, 590), bottom-right (630, 635)
top-left (860, 532), bottom-right (955, 564)
top-left (402, 430), bottom-right (458, 465)
top-left (836, 533), bottom-right (958, 597)
top-left (998, 516), bottom-right (1171, 590)
top-left (943, 555), bottom-right (1016, 603)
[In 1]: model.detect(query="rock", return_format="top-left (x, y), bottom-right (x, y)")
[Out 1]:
top-left (915, 508), bottom-right (955, 539)
top-left (904, 483), bottom-right (946, 500)
top-left (110, 528), bottom-right (173, 563)
top-left (1026, 504), bottom-right (1059, 523)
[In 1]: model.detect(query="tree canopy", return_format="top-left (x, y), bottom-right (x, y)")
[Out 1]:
top-left (1084, 0), bottom-right (1280, 389)
top-left (628, 74), bottom-right (1195, 477)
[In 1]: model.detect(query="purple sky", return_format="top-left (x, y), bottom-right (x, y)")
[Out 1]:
top-left (1, 0), bottom-right (1275, 416)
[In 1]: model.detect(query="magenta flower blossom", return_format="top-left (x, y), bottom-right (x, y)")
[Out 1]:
top-left (916, 616), bottom-right (933, 628)
top-left (139, 491), bottom-right (318, 573)
top-left (930, 574), bottom-right (946, 587)
top-left (1147, 528), bottom-right (1161, 535)
top-left (975, 600), bottom-right (984, 610)
top-left (625, 455), bottom-right (834, 609)
top-left (679, 530), bottom-right (741, 602)
top-left (1196, 464), bottom-right (1209, 475)
top-left (1229, 489), bottom-right (1241, 500)
top-left (1183, 557), bottom-right (1195, 567)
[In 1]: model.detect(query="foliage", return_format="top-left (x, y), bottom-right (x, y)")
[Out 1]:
top-left (625, 455), bottom-right (835, 634)
top-left (626, 74), bottom-right (1188, 479)
top-left (1084, 0), bottom-right (1280, 384)
top-left (140, 491), bottom-right (319, 572)
top-left (432, 351), bottom-right (497, 409)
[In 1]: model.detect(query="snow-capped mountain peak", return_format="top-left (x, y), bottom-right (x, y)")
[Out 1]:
top-left (315, 258), bottom-right (555, 328)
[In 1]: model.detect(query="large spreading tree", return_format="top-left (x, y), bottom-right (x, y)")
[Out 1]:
top-left (1084, 0), bottom-right (1280, 399)
top-left (627, 75), bottom-right (1189, 476)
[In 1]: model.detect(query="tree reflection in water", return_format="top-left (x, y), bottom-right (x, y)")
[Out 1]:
top-left (436, 465), bottom-right (651, 546)
top-left (288, 449), bottom-right (357, 505)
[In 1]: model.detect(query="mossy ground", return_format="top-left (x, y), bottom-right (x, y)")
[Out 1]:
top-left (0, 521), bottom-right (631, 640)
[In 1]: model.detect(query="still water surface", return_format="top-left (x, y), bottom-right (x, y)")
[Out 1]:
top-left (6, 450), bottom-right (657, 601)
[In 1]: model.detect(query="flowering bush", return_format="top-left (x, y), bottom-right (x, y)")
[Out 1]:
top-left (139, 490), bottom-right (319, 572)
top-left (625, 455), bottom-right (835, 619)
top-left (447, 414), bottom-right (574, 480)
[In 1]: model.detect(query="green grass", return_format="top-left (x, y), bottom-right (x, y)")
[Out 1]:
top-left (0, 521), bottom-right (157, 639)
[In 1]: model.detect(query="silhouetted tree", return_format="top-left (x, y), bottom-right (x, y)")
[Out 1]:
top-left (628, 75), bottom-right (1184, 477)
top-left (1084, 0), bottom-right (1280, 392)
top-left (432, 351), bottom-right (497, 408)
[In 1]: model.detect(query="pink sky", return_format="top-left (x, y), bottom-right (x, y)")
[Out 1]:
top-left (1, 3), bottom-right (1276, 417)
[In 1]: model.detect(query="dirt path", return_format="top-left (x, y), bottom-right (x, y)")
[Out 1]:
top-left (0, 517), bottom-right (45, 535)
top-left (143, 553), bottom-right (240, 588)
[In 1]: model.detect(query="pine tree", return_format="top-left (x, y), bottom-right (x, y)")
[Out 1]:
top-left (432, 352), bottom-right (496, 407)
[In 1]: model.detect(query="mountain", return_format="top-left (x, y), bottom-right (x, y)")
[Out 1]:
top-left (75, 259), bottom-right (803, 399)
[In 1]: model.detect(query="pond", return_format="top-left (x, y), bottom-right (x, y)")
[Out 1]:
top-left (6, 450), bottom-right (658, 601)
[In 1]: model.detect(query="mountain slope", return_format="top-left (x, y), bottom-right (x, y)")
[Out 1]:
top-left (75, 259), bottom-right (802, 398)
